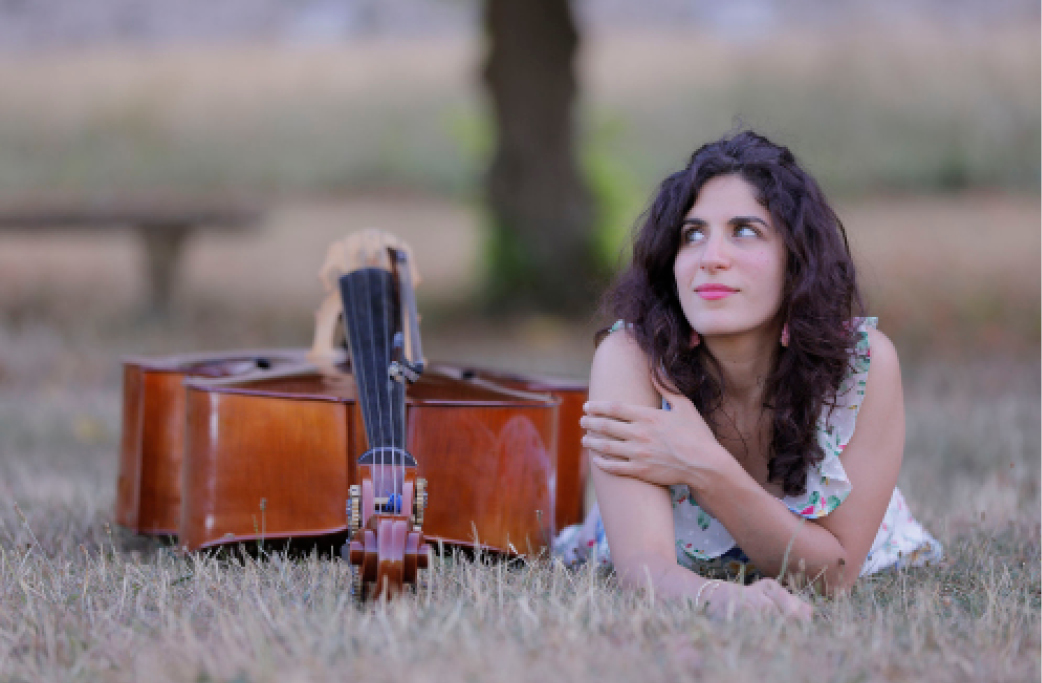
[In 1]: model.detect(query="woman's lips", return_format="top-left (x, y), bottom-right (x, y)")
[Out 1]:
top-left (695, 285), bottom-right (736, 300)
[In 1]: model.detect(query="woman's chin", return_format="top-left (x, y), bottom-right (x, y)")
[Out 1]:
top-left (692, 319), bottom-right (774, 340)
top-left (689, 318), bottom-right (750, 337)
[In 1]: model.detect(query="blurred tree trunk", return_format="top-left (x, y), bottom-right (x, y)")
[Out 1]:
top-left (482, 0), bottom-right (597, 314)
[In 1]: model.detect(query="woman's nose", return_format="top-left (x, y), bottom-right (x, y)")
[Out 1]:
top-left (699, 232), bottom-right (730, 271)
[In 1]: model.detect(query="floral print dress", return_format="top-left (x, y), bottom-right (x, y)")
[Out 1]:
top-left (553, 318), bottom-right (943, 580)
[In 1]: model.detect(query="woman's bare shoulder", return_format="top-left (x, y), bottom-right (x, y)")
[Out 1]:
top-left (863, 326), bottom-right (901, 388)
top-left (590, 328), bottom-right (660, 407)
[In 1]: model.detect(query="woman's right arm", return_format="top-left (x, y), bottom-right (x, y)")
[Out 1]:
top-left (588, 330), bottom-right (812, 619)
top-left (587, 330), bottom-right (684, 593)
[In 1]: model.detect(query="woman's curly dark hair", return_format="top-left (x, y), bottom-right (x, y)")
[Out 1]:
top-left (606, 130), bottom-right (863, 496)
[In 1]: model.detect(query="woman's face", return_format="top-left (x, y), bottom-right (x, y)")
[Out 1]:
top-left (673, 174), bottom-right (788, 339)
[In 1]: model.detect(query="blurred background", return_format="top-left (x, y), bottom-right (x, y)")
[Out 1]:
top-left (0, 0), bottom-right (1038, 374)
top-left (0, 1), bottom-right (1037, 532)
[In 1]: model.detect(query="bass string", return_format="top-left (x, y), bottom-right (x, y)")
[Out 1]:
top-left (368, 267), bottom-right (384, 507)
top-left (399, 267), bottom-right (406, 512)
top-left (370, 266), bottom-right (390, 507)
top-left (392, 252), bottom-right (407, 513)
top-left (348, 255), bottom-right (407, 512)
top-left (379, 261), bottom-right (398, 511)
top-left (349, 266), bottom-right (383, 506)
top-left (399, 256), bottom-right (408, 514)
top-left (374, 261), bottom-right (402, 510)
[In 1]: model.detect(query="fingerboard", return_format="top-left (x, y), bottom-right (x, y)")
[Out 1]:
top-left (339, 267), bottom-right (407, 456)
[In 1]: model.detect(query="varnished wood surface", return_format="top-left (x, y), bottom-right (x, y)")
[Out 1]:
top-left (123, 348), bottom-right (308, 375)
top-left (181, 389), bottom-right (353, 550)
top-left (116, 363), bottom-right (144, 531)
top-left (118, 351), bottom-right (589, 555)
top-left (429, 364), bottom-right (589, 531)
top-left (180, 368), bottom-right (559, 553)
top-left (407, 403), bottom-right (556, 553)
top-left (116, 350), bottom-right (310, 536)
top-left (137, 370), bottom-right (187, 534)
top-left (116, 365), bottom-right (188, 535)
top-left (191, 364), bottom-right (556, 406)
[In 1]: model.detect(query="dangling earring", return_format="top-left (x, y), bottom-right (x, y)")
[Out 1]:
top-left (780, 323), bottom-right (790, 348)
top-left (689, 329), bottom-right (701, 348)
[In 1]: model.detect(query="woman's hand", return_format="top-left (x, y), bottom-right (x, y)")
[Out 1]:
top-left (580, 384), bottom-right (735, 490)
top-left (700, 578), bottom-right (814, 621)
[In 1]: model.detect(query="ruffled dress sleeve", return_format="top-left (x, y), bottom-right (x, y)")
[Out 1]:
top-left (779, 317), bottom-right (876, 517)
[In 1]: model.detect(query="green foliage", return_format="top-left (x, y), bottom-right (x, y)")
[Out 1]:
top-left (474, 112), bottom-right (649, 309)
top-left (445, 104), bottom-right (494, 181)
top-left (0, 27), bottom-right (1036, 197)
top-left (581, 115), bottom-right (644, 274)
top-left (482, 210), bottom-right (536, 308)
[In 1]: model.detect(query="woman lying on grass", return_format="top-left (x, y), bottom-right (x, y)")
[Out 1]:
top-left (555, 131), bottom-right (942, 619)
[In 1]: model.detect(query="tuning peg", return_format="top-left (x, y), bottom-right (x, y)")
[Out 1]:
top-left (347, 485), bottom-right (361, 534)
top-left (413, 478), bottom-right (428, 528)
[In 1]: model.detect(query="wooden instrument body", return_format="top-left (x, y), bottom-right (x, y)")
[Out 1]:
top-left (435, 365), bottom-right (589, 534)
top-left (180, 366), bottom-right (559, 553)
top-left (116, 350), bottom-right (307, 535)
top-left (117, 354), bottom-right (589, 555)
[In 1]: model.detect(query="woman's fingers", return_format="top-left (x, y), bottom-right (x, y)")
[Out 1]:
top-left (699, 580), bottom-right (813, 622)
top-left (580, 415), bottom-right (642, 441)
top-left (756, 579), bottom-right (813, 621)
top-left (700, 585), bottom-right (775, 620)
top-left (582, 435), bottom-right (635, 458)
top-left (742, 586), bottom-right (781, 614)
top-left (650, 377), bottom-right (689, 406)
top-left (701, 582), bottom-right (815, 622)
top-left (584, 400), bottom-right (657, 422)
top-left (590, 455), bottom-right (641, 478)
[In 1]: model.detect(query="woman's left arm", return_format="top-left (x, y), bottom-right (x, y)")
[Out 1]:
top-left (696, 328), bottom-right (905, 593)
top-left (586, 328), bottom-right (905, 594)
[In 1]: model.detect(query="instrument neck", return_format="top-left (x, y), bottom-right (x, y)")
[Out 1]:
top-left (339, 266), bottom-right (407, 452)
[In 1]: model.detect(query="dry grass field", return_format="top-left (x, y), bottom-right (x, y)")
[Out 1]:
top-left (0, 191), bottom-right (1038, 682)
top-left (0, 355), bottom-right (1037, 682)
top-left (0, 21), bottom-right (1039, 683)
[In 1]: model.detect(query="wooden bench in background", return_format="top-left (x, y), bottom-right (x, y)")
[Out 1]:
top-left (0, 197), bottom-right (263, 316)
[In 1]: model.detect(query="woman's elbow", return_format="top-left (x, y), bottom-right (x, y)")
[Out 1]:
top-left (807, 555), bottom-right (859, 597)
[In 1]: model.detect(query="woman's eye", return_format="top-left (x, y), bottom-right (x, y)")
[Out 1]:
top-left (684, 228), bottom-right (706, 243)
top-left (735, 225), bottom-right (758, 238)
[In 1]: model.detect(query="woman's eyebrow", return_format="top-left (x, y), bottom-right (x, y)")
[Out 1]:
top-left (729, 216), bottom-right (770, 227)
top-left (681, 216), bottom-right (770, 228)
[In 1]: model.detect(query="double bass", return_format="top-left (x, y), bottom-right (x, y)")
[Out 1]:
top-left (116, 230), bottom-right (590, 597)
top-left (116, 348), bottom-right (308, 536)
